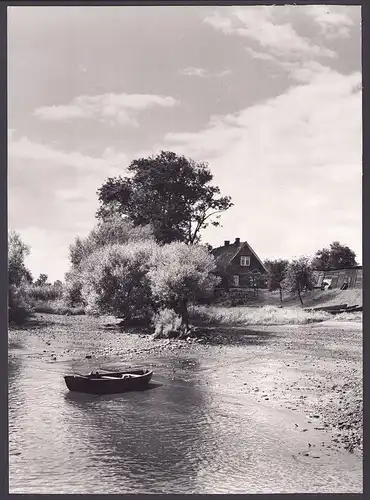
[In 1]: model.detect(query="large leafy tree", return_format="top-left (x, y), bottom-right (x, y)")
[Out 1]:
top-left (312, 241), bottom-right (358, 270)
top-left (96, 151), bottom-right (233, 245)
top-left (148, 242), bottom-right (220, 331)
top-left (282, 257), bottom-right (314, 305)
top-left (264, 259), bottom-right (289, 302)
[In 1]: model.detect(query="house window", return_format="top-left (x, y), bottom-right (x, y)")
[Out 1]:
top-left (233, 275), bottom-right (240, 287)
top-left (240, 256), bottom-right (250, 267)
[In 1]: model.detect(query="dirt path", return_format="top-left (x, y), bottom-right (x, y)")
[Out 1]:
top-left (8, 313), bottom-right (362, 459)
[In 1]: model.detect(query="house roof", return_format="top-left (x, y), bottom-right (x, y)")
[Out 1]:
top-left (314, 265), bottom-right (362, 273)
top-left (212, 241), bottom-right (270, 274)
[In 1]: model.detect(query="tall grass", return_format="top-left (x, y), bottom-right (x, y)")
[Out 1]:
top-left (31, 299), bottom-right (85, 316)
top-left (27, 284), bottom-right (63, 302)
top-left (190, 305), bottom-right (331, 326)
top-left (26, 284), bottom-right (85, 316)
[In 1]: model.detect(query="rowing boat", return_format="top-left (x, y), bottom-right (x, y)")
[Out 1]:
top-left (64, 368), bottom-right (153, 394)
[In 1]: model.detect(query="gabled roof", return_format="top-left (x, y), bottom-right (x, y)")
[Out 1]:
top-left (212, 244), bottom-right (241, 268)
top-left (212, 241), bottom-right (270, 274)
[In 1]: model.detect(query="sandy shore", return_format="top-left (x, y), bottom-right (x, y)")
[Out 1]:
top-left (9, 313), bottom-right (363, 459)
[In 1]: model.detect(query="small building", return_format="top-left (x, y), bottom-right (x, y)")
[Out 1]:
top-left (312, 266), bottom-right (363, 290)
top-left (212, 237), bottom-right (270, 290)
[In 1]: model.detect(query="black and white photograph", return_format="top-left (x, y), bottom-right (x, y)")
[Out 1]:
top-left (8, 3), bottom-right (362, 494)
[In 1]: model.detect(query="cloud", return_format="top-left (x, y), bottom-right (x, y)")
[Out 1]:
top-left (151, 65), bottom-right (362, 260)
top-left (304, 5), bottom-right (355, 39)
top-left (245, 47), bottom-right (276, 62)
top-left (8, 135), bottom-right (128, 175)
top-left (180, 66), bottom-right (232, 78)
top-left (8, 136), bottom-right (131, 274)
top-left (34, 93), bottom-right (179, 125)
top-left (204, 6), bottom-right (337, 61)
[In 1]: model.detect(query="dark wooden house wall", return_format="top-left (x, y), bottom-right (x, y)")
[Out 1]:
top-left (226, 243), bottom-right (268, 288)
top-left (313, 267), bottom-right (362, 289)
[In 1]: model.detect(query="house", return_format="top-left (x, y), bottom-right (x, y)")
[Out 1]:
top-left (212, 237), bottom-right (270, 290)
top-left (312, 266), bottom-right (362, 290)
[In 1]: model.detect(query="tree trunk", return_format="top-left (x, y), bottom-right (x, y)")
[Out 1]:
top-left (297, 289), bottom-right (303, 305)
top-left (279, 286), bottom-right (283, 303)
top-left (179, 298), bottom-right (189, 335)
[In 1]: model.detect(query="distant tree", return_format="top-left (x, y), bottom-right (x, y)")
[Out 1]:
top-left (35, 273), bottom-right (49, 286)
top-left (96, 151), bottom-right (233, 245)
top-left (8, 231), bottom-right (32, 286)
top-left (312, 241), bottom-right (358, 270)
top-left (264, 259), bottom-right (290, 302)
top-left (8, 231), bottom-right (32, 323)
top-left (311, 247), bottom-right (330, 271)
top-left (148, 242), bottom-right (220, 332)
top-left (282, 257), bottom-right (314, 305)
top-left (328, 241), bottom-right (358, 269)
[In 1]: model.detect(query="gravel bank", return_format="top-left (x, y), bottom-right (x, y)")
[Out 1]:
top-left (9, 313), bottom-right (362, 458)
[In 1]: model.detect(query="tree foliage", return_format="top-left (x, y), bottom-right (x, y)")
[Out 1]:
top-left (8, 231), bottom-right (32, 286)
top-left (65, 216), bottom-right (154, 307)
top-left (282, 257), bottom-right (314, 305)
top-left (69, 215), bottom-right (154, 269)
top-left (148, 242), bottom-right (220, 331)
top-left (80, 242), bottom-right (157, 322)
top-left (312, 241), bottom-right (358, 270)
top-left (264, 259), bottom-right (290, 302)
top-left (8, 231), bottom-right (33, 323)
top-left (35, 273), bottom-right (49, 286)
top-left (96, 151), bottom-right (233, 245)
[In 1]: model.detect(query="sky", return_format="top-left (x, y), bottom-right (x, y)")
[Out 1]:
top-left (8, 5), bottom-right (362, 282)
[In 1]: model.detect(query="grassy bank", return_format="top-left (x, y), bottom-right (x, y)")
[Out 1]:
top-left (31, 299), bottom-right (85, 316)
top-left (258, 288), bottom-right (363, 308)
top-left (190, 305), bottom-right (332, 326)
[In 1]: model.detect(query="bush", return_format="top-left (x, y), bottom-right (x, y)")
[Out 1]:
top-left (63, 274), bottom-right (85, 307)
top-left (8, 284), bottom-right (32, 324)
top-left (152, 308), bottom-right (182, 338)
top-left (27, 284), bottom-right (63, 302)
top-left (148, 242), bottom-right (219, 329)
top-left (80, 241), bottom-right (157, 323)
top-left (32, 299), bottom-right (85, 316)
top-left (65, 217), bottom-right (155, 309)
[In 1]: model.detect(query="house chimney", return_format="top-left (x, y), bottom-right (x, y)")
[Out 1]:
top-left (224, 240), bottom-right (230, 247)
top-left (235, 237), bottom-right (240, 245)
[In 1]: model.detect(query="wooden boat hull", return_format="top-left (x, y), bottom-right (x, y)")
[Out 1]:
top-left (64, 369), bottom-right (153, 394)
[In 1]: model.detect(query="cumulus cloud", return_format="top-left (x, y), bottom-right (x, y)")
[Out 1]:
top-left (8, 135), bottom-right (128, 174)
top-left (204, 6), bottom-right (337, 61)
top-left (34, 93), bottom-right (179, 125)
top-left (8, 135), bottom-right (131, 277)
top-left (304, 5), bottom-right (355, 39)
top-left (180, 66), bottom-right (232, 78)
top-left (152, 65), bottom-right (362, 260)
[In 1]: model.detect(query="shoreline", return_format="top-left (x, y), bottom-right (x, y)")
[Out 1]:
top-left (9, 313), bottom-right (363, 460)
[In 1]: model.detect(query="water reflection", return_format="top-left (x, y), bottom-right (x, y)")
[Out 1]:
top-left (62, 364), bottom-right (212, 493)
top-left (9, 354), bottom-right (362, 494)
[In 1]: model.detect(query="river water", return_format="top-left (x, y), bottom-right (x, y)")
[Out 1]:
top-left (9, 350), bottom-right (362, 494)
